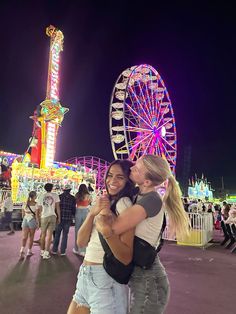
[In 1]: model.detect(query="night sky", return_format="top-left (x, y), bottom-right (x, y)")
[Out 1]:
top-left (0, 1), bottom-right (235, 191)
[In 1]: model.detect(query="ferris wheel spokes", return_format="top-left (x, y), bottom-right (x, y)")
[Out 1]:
top-left (161, 136), bottom-right (176, 151)
top-left (126, 126), bottom-right (152, 133)
top-left (161, 142), bottom-right (176, 166)
top-left (156, 117), bottom-right (173, 131)
top-left (128, 86), bottom-right (153, 127)
top-left (154, 86), bottom-right (167, 125)
top-left (135, 77), bottom-right (154, 118)
top-left (141, 73), bottom-right (155, 117)
top-left (130, 132), bottom-right (153, 151)
top-left (125, 103), bottom-right (153, 130)
top-left (143, 133), bottom-right (156, 156)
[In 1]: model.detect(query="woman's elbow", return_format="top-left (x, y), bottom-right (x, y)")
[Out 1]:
top-left (123, 257), bottom-right (132, 265)
top-left (77, 236), bottom-right (87, 248)
top-left (118, 253), bottom-right (133, 265)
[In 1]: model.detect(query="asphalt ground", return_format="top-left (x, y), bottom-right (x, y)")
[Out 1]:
top-left (0, 228), bottom-right (235, 314)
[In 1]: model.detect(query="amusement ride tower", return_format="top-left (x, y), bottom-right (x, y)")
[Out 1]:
top-left (30, 25), bottom-right (68, 168)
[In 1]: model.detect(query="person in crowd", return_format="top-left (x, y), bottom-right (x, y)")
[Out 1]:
top-left (188, 200), bottom-right (198, 213)
top-left (0, 163), bottom-right (11, 187)
top-left (220, 202), bottom-right (235, 248)
top-left (213, 203), bottom-right (221, 229)
top-left (225, 204), bottom-right (236, 224)
top-left (87, 183), bottom-right (94, 193)
top-left (52, 185), bottom-right (76, 256)
top-left (73, 184), bottom-right (91, 256)
top-left (67, 159), bottom-right (136, 314)
top-left (96, 154), bottom-right (190, 314)
top-left (220, 201), bottom-right (232, 246)
top-left (207, 202), bottom-right (214, 213)
top-left (221, 201), bottom-right (230, 221)
top-left (37, 183), bottom-right (60, 259)
top-left (183, 197), bottom-right (189, 212)
top-left (88, 183), bottom-right (96, 206)
top-left (196, 199), bottom-right (204, 212)
top-left (1, 192), bottom-right (15, 235)
top-left (19, 191), bottom-right (39, 259)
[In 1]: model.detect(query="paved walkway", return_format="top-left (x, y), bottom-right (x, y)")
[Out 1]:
top-left (0, 229), bottom-right (235, 314)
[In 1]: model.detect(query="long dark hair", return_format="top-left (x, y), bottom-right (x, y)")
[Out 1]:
top-left (26, 191), bottom-right (37, 206)
top-left (75, 184), bottom-right (89, 202)
top-left (105, 159), bottom-right (136, 215)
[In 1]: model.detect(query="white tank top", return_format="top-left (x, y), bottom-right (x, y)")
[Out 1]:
top-left (84, 197), bottom-right (132, 263)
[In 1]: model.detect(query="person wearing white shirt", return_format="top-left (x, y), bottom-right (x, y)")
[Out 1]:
top-left (37, 183), bottom-right (60, 259)
top-left (1, 192), bottom-right (14, 235)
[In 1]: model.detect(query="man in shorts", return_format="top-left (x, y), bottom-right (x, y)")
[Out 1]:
top-left (37, 183), bottom-right (60, 259)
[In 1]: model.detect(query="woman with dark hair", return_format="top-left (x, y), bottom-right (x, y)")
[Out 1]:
top-left (67, 159), bottom-right (136, 314)
top-left (19, 191), bottom-right (39, 259)
top-left (96, 155), bottom-right (190, 314)
top-left (73, 184), bottom-right (91, 256)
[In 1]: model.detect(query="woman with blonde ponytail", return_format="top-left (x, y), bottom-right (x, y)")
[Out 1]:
top-left (163, 174), bottom-right (190, 240)
top-left (96, 154), bottom-right (189, 314)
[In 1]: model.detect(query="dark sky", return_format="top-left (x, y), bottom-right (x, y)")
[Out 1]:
top-left (0, 1), bottom-right (235, 191)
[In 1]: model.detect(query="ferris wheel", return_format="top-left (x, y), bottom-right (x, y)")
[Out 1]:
top-left (109, 64), bottom-right (177, 173)
top-left (65, 156), bottom-right (109, 191)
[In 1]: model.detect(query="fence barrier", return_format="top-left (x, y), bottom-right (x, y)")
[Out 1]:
top-left (163, 212), bottom-right (214, 247)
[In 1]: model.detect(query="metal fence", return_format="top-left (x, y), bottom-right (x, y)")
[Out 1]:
top-left (163, 212), bottom-right (214, 247)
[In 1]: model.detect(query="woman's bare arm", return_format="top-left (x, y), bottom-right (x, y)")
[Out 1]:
top-left (77, 211), bottom-right (95, 247)
top-left (77, 197), bottom-right (110, 247)
top-left (96, 197), bottom-right (147, 235)
top-left (112, 204), bottom-right (147, 235)
top-left (105, 228), bottom-right (134, 265)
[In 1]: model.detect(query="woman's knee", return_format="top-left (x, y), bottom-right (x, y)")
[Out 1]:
top-left (40, 232), bottom-right (46, 240)
top-left (22, 236), bottom-right (28, 242)
top-left (29, 233), bottom-right (35, 241)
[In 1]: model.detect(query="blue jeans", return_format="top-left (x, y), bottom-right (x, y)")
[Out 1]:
top-left (73, 265), bottom-right (128, 314)
top-left (129, 256), bottom-right (170, 314)
top-left (52, 220), bottom-right (71, 254)
top-left (74, 207), bottom-right (89, 253)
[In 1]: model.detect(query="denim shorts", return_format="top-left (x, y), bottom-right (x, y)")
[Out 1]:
top-left (73, 264), bottom-right (128, 314)
top-left (129, 256), bottom-right (170, 314)
top-left (21, 217), bottom-right (37, 229)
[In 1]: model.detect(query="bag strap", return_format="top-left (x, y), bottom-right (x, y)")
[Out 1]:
top-left (98, 231), bottom-right (114, 258)
top-left (27, 204), bottom-right (35, 216)
top-left (154, 213), bottom-right (166, 251)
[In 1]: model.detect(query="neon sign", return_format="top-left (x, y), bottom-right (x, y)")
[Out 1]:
top-left (45, 122), bottom-right (56, 167)
top-left (50, 42), bottom-right (60, 101)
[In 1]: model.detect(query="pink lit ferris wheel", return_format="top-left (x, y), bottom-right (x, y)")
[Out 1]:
top-left (110, 64), bottom-right (177, 173)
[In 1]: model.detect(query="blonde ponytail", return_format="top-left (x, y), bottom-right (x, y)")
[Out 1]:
top-left (163, 175), bottom-right (190, 239)
top-left (142, 154), bottom-right (190, 239)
